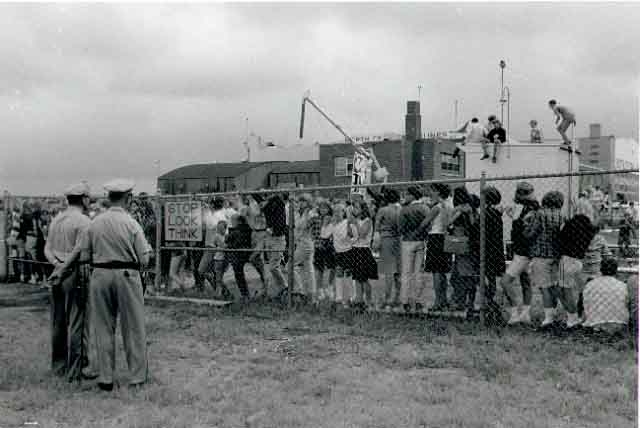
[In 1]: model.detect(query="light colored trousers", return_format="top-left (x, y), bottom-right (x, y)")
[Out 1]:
top-left (265, 235), bottom-right (287, 290)
top-left (293, 237), bottom-right (316, 297)
top-left (400, 241), bottom-right (426, 305)
top-left (91, 268), bottom-right (148, 385)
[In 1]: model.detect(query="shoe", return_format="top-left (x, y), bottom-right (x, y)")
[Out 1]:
top-left (98, 382), bottom-right (114, 392)
top-left (519, 310), bottom-right (532, 324)
top-left (415, 303), bottom-right (424, 313)
top-left (480, 155), bottom-right (490, 160)
top-left (81, 370), bottom-right (99, 380)
top-left (540, 318), bottom-right (554, 329)
top-left (129, 382), bottom-right (145, 391)
top-left (403, 303), bottom-right (412, 314)
top-left (566, 314), bottom-right (582, 329)
top-left (507, 307), bottom-right (521, 325)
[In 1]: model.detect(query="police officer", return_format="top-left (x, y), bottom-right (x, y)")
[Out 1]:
top-left (44, 182), bottom-right (97, 381)
top-left (82, 179), bottom-right (152, 391)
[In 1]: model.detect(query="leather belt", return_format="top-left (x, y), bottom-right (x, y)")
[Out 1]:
top-left (92, 261), bottom-right (140, 270)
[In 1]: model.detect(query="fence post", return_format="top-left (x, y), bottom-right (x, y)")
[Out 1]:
top-left (287, 199), bottom-right (295, 309)
top-left (0, 191), bottom-right (8, 282)
top-left (154, 192), bottom-right (162, 291)
top-left (478, 171), bottom-right (487, 320)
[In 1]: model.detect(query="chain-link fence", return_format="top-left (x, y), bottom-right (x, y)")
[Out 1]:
top-left (2, 169), bottom-right (638, 334)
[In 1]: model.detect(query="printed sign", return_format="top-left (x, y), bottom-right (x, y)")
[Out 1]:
top-left (351, 150), bottom-right (373, 196)
top-left (165, 201), bottom-right (202, 241)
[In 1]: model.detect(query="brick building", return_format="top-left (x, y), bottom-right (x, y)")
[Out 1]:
top-left (318, 101), bottom-right (465, 195)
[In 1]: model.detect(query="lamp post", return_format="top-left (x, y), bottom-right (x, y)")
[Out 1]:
top-left (499, 60), bottom-right (506, 125)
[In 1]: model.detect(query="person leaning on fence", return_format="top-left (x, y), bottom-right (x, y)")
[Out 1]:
top-left (501, 182), bottom-right (539, 325)
top-left (582, 259), bottom-right (629, 336)
top-left (522, 190), bottom-right (565, 329)
top-left (81, 179), bottom-right (152, 391)
top-left (375, 189), bottom-right (402, 311)
top-left (225, 214), bottom-right (253, 303)
top-left (331, 203), bottom-right (357, 308)
top-left (198, 219), bottom-right (232, 300)
top-left (314, 199), bottom-right (336, 302)
top-left (44, 182), bottom-right (97, 381)
top-left (421, 183), bottom-right (453, 312)
top-left (578, 223), bottom-right (613, 318)
top-left (291, 193), bottom-right (318, 304)
top-left (482, 186), bottom-right (507, 308)
top-left (448, 187), bottom-right (480, 315)
top-left (262, 193), bottom-right (288, 300)
top-left (349, 199), bottom-right (379, 311)
top-left (399, 186), bottom-right (430, 314)
top-left (557, 213), bottom-right (599, 328)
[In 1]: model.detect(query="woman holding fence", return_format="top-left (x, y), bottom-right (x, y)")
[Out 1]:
top-left (448, 187), bottom-right (480, 314)
top-left (314, 199), bottom-right (336, 301)
top-left (421, 183), bottom-right (453, 312)
top-left (349, 199), bottom-right (378, 311)
top-left (376, 189), bottom-right (402, 311)
top-left (292, 193), bottom-right (318, 304)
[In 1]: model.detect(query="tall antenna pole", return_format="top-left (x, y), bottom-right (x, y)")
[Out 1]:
top-left (244, 117), bottom-right (250, 162)
top-left (499, 60), bottom-right (506, 124)
top-left (418, 85), bottom-right (422, 102)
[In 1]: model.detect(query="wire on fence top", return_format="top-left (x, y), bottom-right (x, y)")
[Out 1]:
top-left (155, 168), bottom-right (639, 200)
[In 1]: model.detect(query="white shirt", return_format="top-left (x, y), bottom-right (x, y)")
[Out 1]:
top-left (353, 218), bottom-right (373, 248)
top-left (204, 209), bottom-right (231, 230)
top-left (429, 200), bottom-right (452, 235)
top-left (465, 122), bottom-right (487, 144)
top-left (583, 276), bottom-right (629, 328)
top-left (332, 219), bottom-right (356, 253)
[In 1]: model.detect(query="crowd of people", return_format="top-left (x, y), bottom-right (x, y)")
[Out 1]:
top-left (161, 182), bottom-right (637, 335)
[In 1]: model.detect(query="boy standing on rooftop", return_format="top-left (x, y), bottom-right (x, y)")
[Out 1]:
top-left (548, 99), bottom-right (576, 145)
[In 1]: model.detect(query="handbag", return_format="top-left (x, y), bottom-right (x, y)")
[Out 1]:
top-left (443, 225), bottom-right (469, 254)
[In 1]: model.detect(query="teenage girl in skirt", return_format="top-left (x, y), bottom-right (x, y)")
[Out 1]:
top-left (349, 199), bottom-right (379, 311)
top-left (314, 199), bottom-right (336, 301)
top-left (421, 183), bottom-right (453, 311)
top-left (331, 203), bottom-right (357, 308)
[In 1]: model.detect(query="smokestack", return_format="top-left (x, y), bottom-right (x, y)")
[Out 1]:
top-left (590, 123), bottom-right (601, 139)
top-left (405, 101), bottom-right (421, 141)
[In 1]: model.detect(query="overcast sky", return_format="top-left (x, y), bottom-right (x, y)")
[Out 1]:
top-left (1, 3), bottom-right (639, 195)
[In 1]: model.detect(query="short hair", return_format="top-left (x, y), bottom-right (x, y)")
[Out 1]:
top-left (548, 99), bottom-right (557, 106)
top-left (66, 195), bottom-right (85, 206)
top-left (600, 258), bottom-right (618, 276)
top-left (211, 197), bottom-right (225, 210)
top-left (352, 199), bottom-right (371, 219)
top-left (431, 183), bottom-right (451, 199)
top-left (483, 186), bottom-right (502, 206)
top-left (452, 186), bottom-right (471, 207)
top-left (384, 188), bottom-right (400, 204)
top-left (471, 117), bottom-right (479, 123)
top-left (529, 119), bottom-right (538, 126)
top-left (488, 115), bottom-right (496, 122)
top-left (541, 191), bottom-right (564, 209)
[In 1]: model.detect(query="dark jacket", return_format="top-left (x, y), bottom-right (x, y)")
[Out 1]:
top-left (263, 195), bottom-right (287, 237)
top-left (486, 206), bottom-right (506, 276)
top-left (226, 224), bottom-right (252, 264)
top-left (559, 214), bottom-right (596, 259)
top-left (511, 200), bottom-right (540, 257)
top-left (449, 210), bottom-right (480, 261)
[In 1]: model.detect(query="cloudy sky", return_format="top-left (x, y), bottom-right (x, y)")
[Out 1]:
top-left (1, 3), bottom-right (638, 195)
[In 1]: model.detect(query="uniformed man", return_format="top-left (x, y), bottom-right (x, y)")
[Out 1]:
top-left (44, 182), bottom-right (97, 381)
top-left (82, 179), bottom-right (151, 391)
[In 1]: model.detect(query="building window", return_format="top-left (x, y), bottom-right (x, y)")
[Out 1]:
top-left (589, 160), bottom-right (599, 164)
top-left (591, 144), bottom-right (599, 149)
top-left (590, 151), bottom-right (600, 156)
top-left (441, 153), bottom-right (461, 175)
top-left (334, 157), bottom-right (353, 177)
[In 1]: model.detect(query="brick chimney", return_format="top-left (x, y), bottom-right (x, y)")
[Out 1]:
top-left (590, 123), bottom-right (601, 139)
top-left (405, 101), bottom-right (421, 141)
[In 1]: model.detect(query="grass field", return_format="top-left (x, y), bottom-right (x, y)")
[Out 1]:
top-left (0, 282), bottom-right (637, 428)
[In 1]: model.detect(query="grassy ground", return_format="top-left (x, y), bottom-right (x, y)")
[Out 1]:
top-left (0, 282), bottom-right (636, 428)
